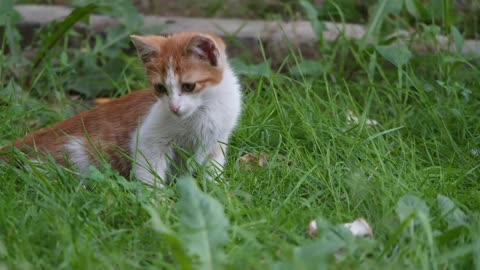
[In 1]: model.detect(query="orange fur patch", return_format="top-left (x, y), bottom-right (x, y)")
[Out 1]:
top-left (13, 90), bottom-right (158, 177)
top-left (141, 32), bottom-right (225, 92)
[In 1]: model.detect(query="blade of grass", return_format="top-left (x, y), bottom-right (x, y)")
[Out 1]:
top-left (33, 4), bottom-right (98, 69)
top-left (360, 0), bottom-right (389, 49)
top-left (365, 126), bottom-right (405, 142)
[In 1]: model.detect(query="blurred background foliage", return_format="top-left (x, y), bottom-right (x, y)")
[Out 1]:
top-left (17, 0), bottom-right (480, 38)
top-left (1, 0), bottom-right (479, 115)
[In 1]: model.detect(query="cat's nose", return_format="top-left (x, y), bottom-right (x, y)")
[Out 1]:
top-left (169, 103), bottom-right (180, 114)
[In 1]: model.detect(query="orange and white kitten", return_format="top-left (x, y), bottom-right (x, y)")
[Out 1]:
top-left (7, 32), bottom-right (242, 187)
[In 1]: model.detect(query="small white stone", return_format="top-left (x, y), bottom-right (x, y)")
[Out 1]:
top-left (346, 110), bottom-right (379, 126)
top-left (343, 218), bottom-right (373, 238)
top-left (308, 220), bottom-right (318, 237)
top-left (365, 118), bottom-right (379, 126)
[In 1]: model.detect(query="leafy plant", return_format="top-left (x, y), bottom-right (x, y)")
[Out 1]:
top-left (148, 176), bottom-right (230, 270)
top-left (396, 194), bottom-right (430, 225)
top-left (437, 194), bottom-right (468, 229)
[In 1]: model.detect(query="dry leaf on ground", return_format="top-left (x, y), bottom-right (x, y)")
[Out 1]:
top-left (347, 110), bottom-right (379, 126)
top-left (95, 98), bottom-right (113, 105)
top-left (240, 153), bottom-right (269, 168)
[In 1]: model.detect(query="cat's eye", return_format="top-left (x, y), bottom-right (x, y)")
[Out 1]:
top-left (154, 84), bottom-right (167, 94)
top-left (182, 82), bottom-right (196, 92)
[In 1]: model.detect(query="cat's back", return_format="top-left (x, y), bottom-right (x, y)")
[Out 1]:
top-left (15, 89), bottom-right (158, 156)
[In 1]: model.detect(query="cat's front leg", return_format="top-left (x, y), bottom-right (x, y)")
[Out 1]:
top-left (133, 163), bottom-right (165, 187)
top-left (195, 142), bottom-right (227, 182)
top-left (209, 143), bottom-right (226, 169)
top-left (132, 147), bottom-right (170, 187)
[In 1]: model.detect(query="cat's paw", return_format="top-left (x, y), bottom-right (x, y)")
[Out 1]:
top-left (134, 166), bottom-right (166, 188)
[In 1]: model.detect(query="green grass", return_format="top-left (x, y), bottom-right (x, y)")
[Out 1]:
top-left (1, 1), bottom-right (480, 269)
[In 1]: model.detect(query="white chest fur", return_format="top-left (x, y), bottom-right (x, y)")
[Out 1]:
top-left (130, 66), bottom-right (241, 186)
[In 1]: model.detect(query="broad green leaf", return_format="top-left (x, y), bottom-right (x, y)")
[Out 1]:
top-left (437, 194), bottom-right (468, 228)
top-left (396, 194), bottom-right (430, 224)
top-left (282, 239), bottom-right (343, 270)
top-left (177, 176), bottom-right (229, 270)
top-left (421, 23), bottom-right (441, 42)
top-left (405, 0), bottom-right (428, 19)
top-left (68, 56), bottom-right (126, 97)
top-left (94, 24), bottom-right (132, 53)
top-left (60, 51), bottom-right (69, 67)
top-left (436, 226), bottom-right (468, 244)
top-left (289, 60), bottom-right (324, 77)
top-left (1, 81), bottom-right (42, 110)
top-left (68, 70), bottom-right (113, 98)
top-left (147, 206), bottom-right (193, 270)
top-left (451, 26), bottom-right (464, 54)
top-left (385, 0), bottom-right (404, 14)
top-left (376, 44), bottom-right (412, 67)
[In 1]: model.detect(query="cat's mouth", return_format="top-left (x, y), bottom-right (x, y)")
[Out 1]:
top-left (171, 109), bottom-right (192, 119)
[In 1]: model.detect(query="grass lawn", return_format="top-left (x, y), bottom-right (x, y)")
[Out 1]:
top-left (1, 1), bottom-right (480, 269)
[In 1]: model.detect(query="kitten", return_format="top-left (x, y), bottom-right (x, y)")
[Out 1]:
top-left (3, 32), bottom-right (242, 187)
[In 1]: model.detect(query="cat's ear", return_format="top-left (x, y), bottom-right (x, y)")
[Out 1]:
top-left (130, 35), bottom-right (161, 64)
top-left (187, 35), bottom-right (220, 66)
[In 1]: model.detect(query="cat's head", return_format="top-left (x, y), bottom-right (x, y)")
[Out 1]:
top-left (131, 32), bottom-right (227, 119)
